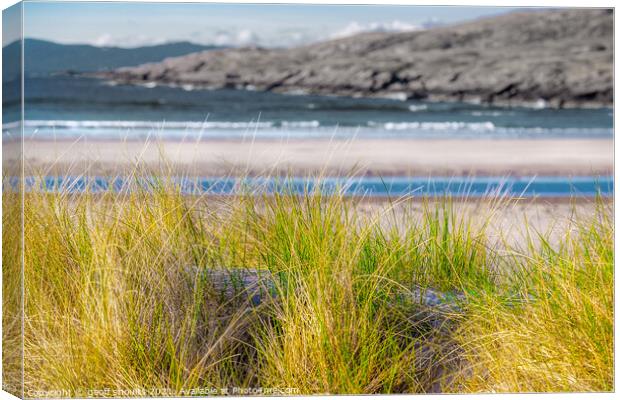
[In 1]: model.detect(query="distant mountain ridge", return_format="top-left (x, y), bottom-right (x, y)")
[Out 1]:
top-left (99, 9), bottom-right (613, 108)
top-left (2, 38), bottom-right (224, 79)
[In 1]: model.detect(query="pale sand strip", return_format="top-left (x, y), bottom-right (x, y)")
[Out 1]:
top-left (22, 138), bottom-right (612, 176)
top-left (356, 199), bottom-right (602, 249)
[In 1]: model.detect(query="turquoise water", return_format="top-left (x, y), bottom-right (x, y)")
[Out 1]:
top-left (3, 76), bottom-right (613, 199)
top-left (11, 175), bottom-right (614, 198)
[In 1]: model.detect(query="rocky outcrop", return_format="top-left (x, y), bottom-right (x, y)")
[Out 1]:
top-left (194, 267), bottom-right (466, 328)
top-left (194, 267), bottom-right (471, 392)
top-left (98, 9), bottom-right (613, 108)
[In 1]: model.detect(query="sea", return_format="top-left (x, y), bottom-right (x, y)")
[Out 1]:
top-left (2, 75), bottom-right (613, 140)
top-left (2, 75), bottom-right (614, 197)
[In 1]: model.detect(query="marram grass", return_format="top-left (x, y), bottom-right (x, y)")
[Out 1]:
top-left (2, 173), bottom-right (613, 395)
top-left (452, 198), bottom-right (614, 392)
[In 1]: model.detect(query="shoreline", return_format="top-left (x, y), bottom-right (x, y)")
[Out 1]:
top-left (21, 137), bottom-right (613, 178)
top-left (94, 76), bottom-right (614, 109)
top-left (100, 76), bottom-right (615, 109)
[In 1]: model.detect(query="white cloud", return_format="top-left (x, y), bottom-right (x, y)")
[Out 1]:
top-left (93, 33), bottom-right (113, 47)
top-left (329, 20), bottom-right (422, 39)
top-left (90, 33), bottom-right (167, 48)
top-left (187, 22), bottom-right (422, 49)
top-left (198, 28), bottom-right (261, 47)
top-left (268, 29), bottom-right (315, 48)
top-left (236, 29), bottom-right (258, 45)
top-left (87, 19), bottom-right (431, 49)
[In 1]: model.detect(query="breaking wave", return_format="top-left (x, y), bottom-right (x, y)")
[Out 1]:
top-left (3, 119), bottom-right (612, 140)
top-left (375, 121), bottom-right (496, 131)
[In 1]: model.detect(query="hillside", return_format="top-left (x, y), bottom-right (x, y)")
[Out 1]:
top-left (2, 39), bottom-right (224, 80)
top-left (99, 9), bottom-right (613, 108)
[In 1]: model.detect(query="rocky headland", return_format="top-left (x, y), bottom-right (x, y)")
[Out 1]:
top-left (97, 9), bottom-right (613, 108)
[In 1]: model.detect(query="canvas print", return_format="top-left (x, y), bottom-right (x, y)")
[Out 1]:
top-left (1, 1), bottom-right (614, 397)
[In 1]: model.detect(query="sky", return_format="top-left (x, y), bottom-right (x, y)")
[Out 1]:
top-left (14, 2), bottom-right (524, 48)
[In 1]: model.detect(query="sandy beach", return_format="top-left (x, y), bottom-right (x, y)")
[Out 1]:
top-left (22, 137), bottom-right (613, 177)
top-left (15, 136), bottom-right (612, 246)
